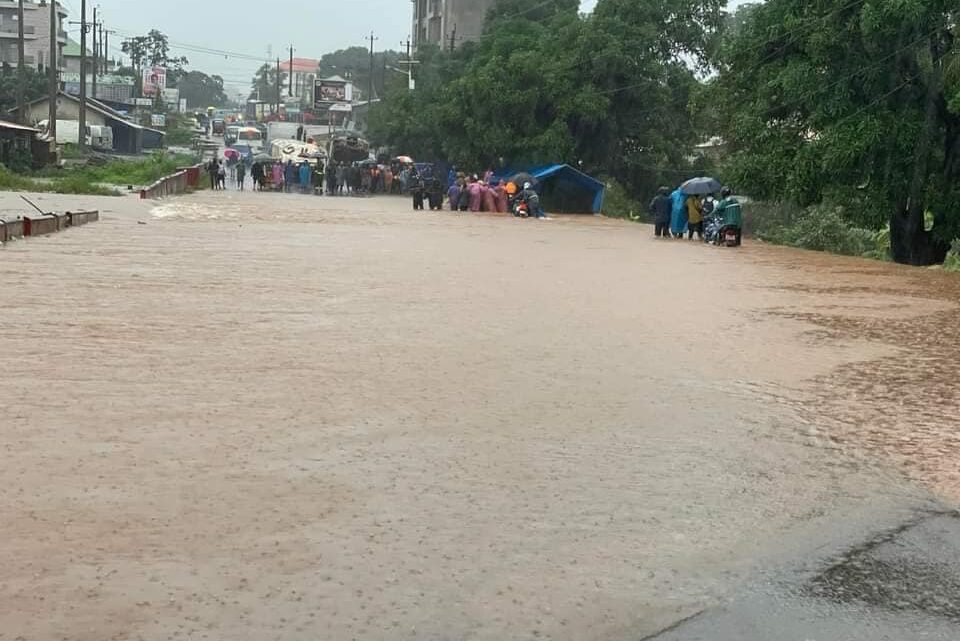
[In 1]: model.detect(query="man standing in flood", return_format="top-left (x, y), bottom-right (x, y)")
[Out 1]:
top-left (649, 187), bottom-right (672, 238)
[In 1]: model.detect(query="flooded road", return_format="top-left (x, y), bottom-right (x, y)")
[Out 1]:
top-left (0, 190), bottom-right (957, 640)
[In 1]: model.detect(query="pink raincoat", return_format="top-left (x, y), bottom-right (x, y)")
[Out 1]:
top-left (481, 185), bottom-right (497, 212)
top-left (494, 185), bottom-right (508, 213)
top-left (468, 182), bottom-right (483, 212)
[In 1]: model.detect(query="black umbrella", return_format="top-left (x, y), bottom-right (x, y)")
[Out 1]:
top-left (510, 172), bottom-right (538, 186)
top-left (680, 177), bottom-right (722, 196)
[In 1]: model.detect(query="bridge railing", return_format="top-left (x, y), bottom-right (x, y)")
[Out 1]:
top-left (140, 164), bottom-right (204, 200)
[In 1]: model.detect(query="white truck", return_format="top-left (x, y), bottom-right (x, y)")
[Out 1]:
top-left (38, 119), bottom-right (114, 151)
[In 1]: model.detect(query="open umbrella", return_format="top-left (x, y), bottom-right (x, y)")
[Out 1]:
top-left (253, 153), bottom-right (274, 164)
top-left (680, 177), bottom-right (722, 195)
top-left (510, 172), bottom-right (538, 187)
top-left (394, 155), bottom-right (414, 164)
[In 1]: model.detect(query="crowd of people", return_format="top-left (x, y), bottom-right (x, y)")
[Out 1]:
top-left (434, 170), bottom-right (546, 218)
top-left (649, 186), bottom-right (743, 245)
top-left (202, 155), bottom-right (548, 219)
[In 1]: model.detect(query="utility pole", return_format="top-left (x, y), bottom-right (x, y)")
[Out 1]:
top-left (78, 0), bottom-right (87, 151)
top-left (91, 6), bottom-right (97, 100)
top-left (400, 38), bottom-right (418, 91)
top-left (448, 24), bottom-right (457, 52)
top-left (16, 0), bottom-right (25, 124)
top-left (48, 0), bottom-right (57, 140)
top-left (367, 31), bottom-right (378, 107)
top-left (275, 57), bottom-right (281, 118)
top-left (98, 23), bottom-right (104, 73)
top-left (103, 28), bottom-right (113, 74)
top-left (288, 45), bottom-right (294, 97)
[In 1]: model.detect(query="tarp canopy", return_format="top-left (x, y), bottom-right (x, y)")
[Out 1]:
top-left (497, 164), bottom-right (605, 213)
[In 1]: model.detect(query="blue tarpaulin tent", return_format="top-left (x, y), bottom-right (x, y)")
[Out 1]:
top-left (497, 164), bottom-right (606, 214)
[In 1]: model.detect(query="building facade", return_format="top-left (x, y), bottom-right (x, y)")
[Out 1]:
top-left (412, 0), bottom-right (496, 51)
top-left (0, 0), bottom-right (68, 70)
top-left (278, 57), bottom-right (319, 104)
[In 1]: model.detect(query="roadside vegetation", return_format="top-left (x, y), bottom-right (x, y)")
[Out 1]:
top-left (0, 165), bottom-right (117, 196)
top-left (0, 152), bottom-right (200, 197)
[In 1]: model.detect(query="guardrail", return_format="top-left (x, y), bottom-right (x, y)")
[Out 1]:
top-left (139, 164), bottom-right (203, 200)
top-left (0, 211), bottom-right (98, 245)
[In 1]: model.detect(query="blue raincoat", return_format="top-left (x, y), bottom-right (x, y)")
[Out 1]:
top-left (670, 188), bottom-right (688, 236)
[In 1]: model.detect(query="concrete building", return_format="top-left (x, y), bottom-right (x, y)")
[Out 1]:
top-left (20, 92), bottom-right (150, 153)
top-left (279, 57), bottom-right (319, 104)
top-left (412, 0), bottom-right (496, 51)
top-left (0, 0), bottom-right (68, 70)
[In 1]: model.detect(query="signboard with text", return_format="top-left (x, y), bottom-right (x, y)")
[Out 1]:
top-left (313, 79), bottom-right (352, 109)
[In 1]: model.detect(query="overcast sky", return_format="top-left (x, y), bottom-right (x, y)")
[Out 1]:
top-left (71, 0), bottom-right (745, 96)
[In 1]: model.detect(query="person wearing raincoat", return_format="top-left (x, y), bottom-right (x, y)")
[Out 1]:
top-left (670, 188), bottom-right (688, 238)
top-left (649, 187), bottom-right (672, 238)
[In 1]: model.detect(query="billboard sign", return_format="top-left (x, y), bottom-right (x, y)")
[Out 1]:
top-left (142, 66), bottom-right (167, 97)
top-left (314, 79), bottom-right (352, 108)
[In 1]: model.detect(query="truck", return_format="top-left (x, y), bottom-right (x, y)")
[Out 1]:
top-left (38, 119), bottom-right (114, 151)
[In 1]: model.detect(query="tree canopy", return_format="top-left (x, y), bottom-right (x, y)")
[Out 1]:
top-left (714, 0), bottom-right (959, 264)
top-left (369, 0), bottom-right (722, 196)
top-left (318, 47), bottom-right (402, 101)
top-left (178, 71), bottom-right (227, 109)
top-left (249, 63), bottom-right (287, 102)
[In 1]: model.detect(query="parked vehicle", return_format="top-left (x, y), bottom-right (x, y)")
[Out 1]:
top-left (236, 127), bottom-right (265, 153)
top-left (224, 125), bottom-right (240, 146)
top-left (38, 119), bottom-right (113, 151)
top-left (705, 215), bottom-right (741, 246)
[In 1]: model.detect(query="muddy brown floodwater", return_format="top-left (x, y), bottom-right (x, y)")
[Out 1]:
top-left (0, 190), bottom-right (957, 641)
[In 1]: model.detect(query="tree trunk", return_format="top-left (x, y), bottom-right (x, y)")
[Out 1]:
top-left (890, 206), bottom-right (947, 265)
top-left (890, 33), bottom-right (948, 266)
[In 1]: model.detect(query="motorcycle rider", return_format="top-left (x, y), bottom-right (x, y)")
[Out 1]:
top-left (711, 187), bottom-right (743, 246)
top-left (520, 182), bottom-right (545, 219)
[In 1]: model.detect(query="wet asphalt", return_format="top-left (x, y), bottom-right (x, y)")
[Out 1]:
top-left (652, 510), bottom-right (960, 640)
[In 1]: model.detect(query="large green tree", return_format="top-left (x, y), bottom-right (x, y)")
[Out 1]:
top-left (715, 0), bottom-right (959, 265)
top-left (318, 47), bottom-right (402, 101)
top-left (178, 71), bottom-right (227, 109)
top-left (0, 65), bottom-right (46, 116)
top-left (249, 63), bottom-right (287, 102)
top-left (368, 0), bottom-right (723, 196)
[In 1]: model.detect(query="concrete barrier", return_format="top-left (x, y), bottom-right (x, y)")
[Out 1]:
top-left (2, 217), bottom-right (24, 241)
top-left (67, 210), bottom-right (100, 227)
top-left (23, 213), bottom-right (59, 237)
top-left (141, 163), bottom-right (204, 200)
top-left (50, 212), bottom-right (69, 231)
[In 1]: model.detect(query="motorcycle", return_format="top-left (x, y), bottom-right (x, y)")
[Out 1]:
top-left (512, 199), bottom-right (530, 218)
top-left (705, 215), bottom-right (741, 247)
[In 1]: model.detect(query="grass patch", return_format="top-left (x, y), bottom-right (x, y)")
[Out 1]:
top-left (0, 165), bottom-right (117, 196)
top-left (33, 151), bottom-right (199, 187)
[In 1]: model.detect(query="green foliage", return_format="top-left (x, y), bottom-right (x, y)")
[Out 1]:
top-left (33, 152), bottom-right (198, 187)
top-left (61, 144), bottom-right (82, 160)
top-left (944, 240), bottom-right (960, 272)
top-left (368, 0), bottom-right (724, 199)
top-left (0, 165), bottom-right (116, 196)
top-left (600, 179), bottom-right (645, 221)
top-left (0, 65), bottom-right (48, 113)
top-left (177, 71), bottom-right (227, 109)
top-left (714, 0), bottom-right (959, 265)
top-left (318, 47), bottom-right (402, 101)
top-left (250, 63), bottom-right (287, 102)
top-left (753, 203), bottom-right (877, 257)
top-left (122, 30), bottom-right (189, 76)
